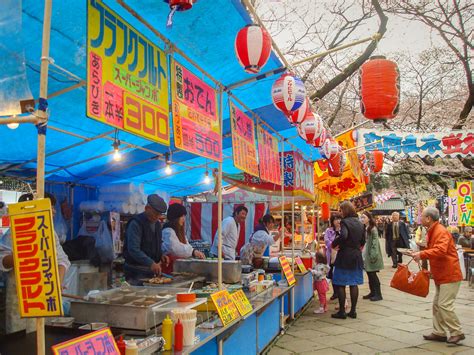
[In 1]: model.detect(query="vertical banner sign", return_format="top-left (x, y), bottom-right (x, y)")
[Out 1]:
top-left (86, 0), bottom-right (170, 145)
top-left (279, 256), bottom-right (296, 286)
top-left (448, 189), bottom-right (458, 227)
top-left (210, 290), bottom-right (240, 326)
top-left (51, 327), bottom-right (119, 355)
top-left (230, 289), bottom-right (253, 316)
top-left (8, 199), bottom-right (63, 317)
top-left (171, 59), bottom-right (222, 161)
top-left (282, 151), bottom-right (315, 200)
top-left (257, 125), bottom-right (281, 184)
top-left (229, 102), bottom-right (258, 176)
top-left (457, 182), bottom-right (473, 226)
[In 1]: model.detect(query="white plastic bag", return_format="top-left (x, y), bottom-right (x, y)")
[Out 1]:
top-left (94, 221), bottom-right (115, 263)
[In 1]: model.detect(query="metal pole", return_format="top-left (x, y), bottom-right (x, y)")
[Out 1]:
top-left (291, 196), bottom-right (295, 274)
top-left (217, 90), bottom-right (224, 290)
top-left (0, 116), bottom-right (39, 125)
top-left (312, 202), bottom-right (316, 251)
top-left (36, 0), bottom-right (53, 354)
top-left (280, 140), bottom-right (285, 256)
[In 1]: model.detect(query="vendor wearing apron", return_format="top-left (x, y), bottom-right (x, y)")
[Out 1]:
top-left (240, 214), bottom-right (279, 266)
top-left (0, 193), bottom-right (70, 334)
top-left (210, 206), bottom-right (248, 260)
top-left (162, 204), bottom-right (205, 273)
top-left (123, 194), bottom-right (169, 285)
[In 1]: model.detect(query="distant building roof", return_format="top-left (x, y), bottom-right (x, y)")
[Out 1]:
top-left (372, 198), bottom-right (405, 214)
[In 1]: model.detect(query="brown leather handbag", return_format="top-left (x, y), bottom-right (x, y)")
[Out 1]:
top-left (390, 258), bottom-right (430, 297)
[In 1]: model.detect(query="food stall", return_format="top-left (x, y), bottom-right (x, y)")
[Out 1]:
top-left (0, 0), bottom-right (331, 354)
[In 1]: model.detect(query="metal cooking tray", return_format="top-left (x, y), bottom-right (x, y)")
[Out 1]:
top-left (173, 259), bottom-right (242, 283)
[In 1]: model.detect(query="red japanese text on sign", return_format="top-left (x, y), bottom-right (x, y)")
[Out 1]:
top-left (9, 199), bottom-right (63, 317)
top-left (172, 60), bottom-right (222, 161)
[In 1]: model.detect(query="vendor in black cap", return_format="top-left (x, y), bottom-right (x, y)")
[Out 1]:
top-left (123, 194), bottom-right (169, 284)
top-left (162, 203), bottom-right (205, 265)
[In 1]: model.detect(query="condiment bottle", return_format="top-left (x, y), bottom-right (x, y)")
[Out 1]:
top-left (174, 319), bottom-right (183, 351)
top-left (116, 336), bottom-right (126, 355)
top-left (125, 339), bottom-right (138, 355)
top-left (162, 315), bottom-right (173, 351)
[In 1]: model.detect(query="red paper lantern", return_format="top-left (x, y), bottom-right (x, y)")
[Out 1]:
top-left (271, 73), bottom-right (306, 116)
top-left (297, 112), bottom-right (323, 143)
top-left (235, 24), bottom-right (272, 74)
top-left (359, 154), bottom-right (371, 184)
top-left (313, 128), bottom-right (327, 148)
top-left (322, 138), bottom-right (339, 159)
top-left (321, 202), bottom-right (330, 221)
top-left (359, 56), bottom-right (400, 123)
top-left (368, 150), bottom-right (384, 173)
top-left (167, 0), bottom-right (196, 10)
top-left (328, 148), bottom-right (346, 177)
top-left (289, 97), bottom-right (310, 125)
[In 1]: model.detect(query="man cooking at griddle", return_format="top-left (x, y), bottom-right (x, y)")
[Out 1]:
top-left (123, 194), bottom-right (169, 285)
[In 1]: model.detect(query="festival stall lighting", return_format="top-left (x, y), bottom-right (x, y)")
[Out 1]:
top-left (204, 170), bottom-right (211, 184)
top-left (165, 152), bottom-right (172, 175)
top-left (112, 139), bottom-right (121, 161)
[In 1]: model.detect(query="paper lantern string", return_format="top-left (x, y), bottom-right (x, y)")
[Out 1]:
top-left (167, 6), bottom-right (179, 27)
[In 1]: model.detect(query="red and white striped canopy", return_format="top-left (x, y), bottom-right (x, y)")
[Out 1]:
top-left (235, 24), bottom-right (272, 74)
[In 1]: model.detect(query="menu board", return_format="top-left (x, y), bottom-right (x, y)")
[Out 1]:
top-left (279, 256), bottom-right (296, 286)
top-left (86, 0), bottom-right (170, 145)
top-left (51, 327), bottom-right (119, 355)
top-left (230, 102), bottom-right (259, 176)
top-left (9, 199), bottom-right (63, 317)
top-left (257, 125), bottom-right (281, 184)
top-left (230, 289), bottom-right (253, 316)
top-left (171, 59), bottom-right (222, 161)
top-left (210, 290), bottom-right (240, 326)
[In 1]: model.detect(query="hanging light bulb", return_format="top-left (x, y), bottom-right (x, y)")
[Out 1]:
top-left (204, 171), bottom-right (211, 184)
top-left (7, 122), bottom-right (19, 130)
top-left (165, 153), bottom-right (172, 175)
top-left (112, 140), bottom-right (121, 161)
top-left (7, 114), bottom-right (19, 130)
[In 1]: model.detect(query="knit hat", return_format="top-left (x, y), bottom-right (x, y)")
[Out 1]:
top-left (167, 203), bottom-right (187, 220)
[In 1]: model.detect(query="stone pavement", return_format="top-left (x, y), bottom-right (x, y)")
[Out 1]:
top-left (268, 252), bottom-right (474, 354)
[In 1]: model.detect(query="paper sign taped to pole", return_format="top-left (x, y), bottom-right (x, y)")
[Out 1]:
top-left (8, 198), bottom-right (63, 317)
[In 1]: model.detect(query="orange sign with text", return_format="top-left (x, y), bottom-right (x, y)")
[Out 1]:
top-left (279, 256), bottom-right (296, 286)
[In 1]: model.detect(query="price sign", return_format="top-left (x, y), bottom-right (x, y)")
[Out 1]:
top-left (279, 256), bottom-right (296, 286)
top-left (210, 290), bottom-right (240, 326)
top-left (171, 59), bottom-right (222, 161)
top-left (86, 0), bottom-right (170, 145)
top-left (230, 289), bottom-right (253, 316)
top-left (51, 327), bottom-right (119, 355)
top-left (294, 256), bottom-right (307, 273)
top-left (9, 198), bottom-right (63, 317)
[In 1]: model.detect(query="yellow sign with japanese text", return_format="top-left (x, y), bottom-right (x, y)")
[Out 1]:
top-left (230, 289), bottom-right (253, 316)
top-left (279, 256), bottom-right (296, 286)
top-left (211, 290), bottom-right (240, 326)
top-left (52, 327), bottom-right (120, 355)
top-left (9, 199), bottom-right (63, 317)
top-left (86, 0), bottom-right (170, 145)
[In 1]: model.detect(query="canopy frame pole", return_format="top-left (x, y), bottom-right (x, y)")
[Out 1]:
top-left (312, 202), bottom-right (316, 251)
top-left (291, 196), bottom-right (295, 274)
top-left (280, 139), bottom-right (285, 259)
top-left (217, 90), bottom-right (224, 290)
top-left (0, 116), bottom-right (39, 125)
top-left (35, 0), bottom-right (53, 354)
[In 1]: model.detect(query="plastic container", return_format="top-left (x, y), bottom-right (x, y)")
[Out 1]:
top-left (176, 292), bottom-right (196, 303)
top-left (174, 319), bottom-right (183, 351)
top-left (162, 315), bottom-right (173, 351)
top-left (125, 339), bottom-right (138, 355)
top-left (116, 336), bottom-right (126, 355)
top-left (181, 318), bottom-right (197, 346)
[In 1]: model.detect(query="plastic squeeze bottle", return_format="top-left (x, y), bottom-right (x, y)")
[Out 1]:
top-left (125, 339), bottom-right (138, 355)
top-left (116, 336), bottom-right (126, 355)
top-left (174, 319), bottom-right (184, 351)
top-left (162, 315), bottom-right (173, 351)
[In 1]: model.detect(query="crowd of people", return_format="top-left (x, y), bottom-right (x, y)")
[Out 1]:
top-left (312, 202), bottom-right (468, 345)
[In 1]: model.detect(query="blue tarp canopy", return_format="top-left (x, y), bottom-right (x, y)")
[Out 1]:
top-left (0, 0), bottom-right (321, 196)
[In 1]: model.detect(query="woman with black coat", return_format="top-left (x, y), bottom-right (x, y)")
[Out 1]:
top-left (331, 201), bottom-right (366, 319)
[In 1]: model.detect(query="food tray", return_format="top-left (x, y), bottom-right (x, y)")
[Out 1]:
top-left (173, 259), bottom-right (242, 283)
